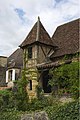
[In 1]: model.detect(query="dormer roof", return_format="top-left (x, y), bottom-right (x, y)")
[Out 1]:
top-left (7, 48), bottom-right (23, 69)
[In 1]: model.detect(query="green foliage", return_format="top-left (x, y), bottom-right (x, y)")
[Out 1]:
top-left (0, 108), bottom-right (22, 120)
top-left (46, 100), bottom-right (79, 120)
top-left (26, 96), bottom-right (58, 111)
top-left (0, 89), bottom-right (10, 96)
top-left (27, 98), bottom-right (44, 111)
top-left (63, 53), bottom-right (79, 60)
top-left (36, 85), bottom-right (44, 100)
top-left (49, 62), bottom-right (79, 99)
top-left (0, 91), bottom-right (79, 120)
top-left (0, 89), bottom-right (12, 109)
top-left (0, 69), bottom-right (29, 111)
top-left (63, 54), bottom-right (73, 60)
top-left (12, 69), bottom-right (29, 111)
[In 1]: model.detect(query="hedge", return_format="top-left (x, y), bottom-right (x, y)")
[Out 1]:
top-left (46, 100), bottom-right (79, 120)
top-left (0, 108), bottom-right (22, 120)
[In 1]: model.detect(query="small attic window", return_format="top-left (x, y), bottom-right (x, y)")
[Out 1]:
top-left (28, 46), bottom-right (32, 59)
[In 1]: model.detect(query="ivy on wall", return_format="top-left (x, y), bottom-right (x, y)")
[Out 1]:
top-left (49, 61), bottom-right (79, 99)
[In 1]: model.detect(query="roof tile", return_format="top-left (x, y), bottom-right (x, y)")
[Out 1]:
top-left (51, 19), bottom-right (80, 57)
top-left (20, 17), bottom-right (54, 47)
top-left (7, 48), bottom-right (23, 68)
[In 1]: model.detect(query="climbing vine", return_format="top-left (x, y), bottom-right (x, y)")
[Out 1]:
top-left (49, 61), bottom-right (79, 99)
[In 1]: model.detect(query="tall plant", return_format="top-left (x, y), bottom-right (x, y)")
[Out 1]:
top-left (12, 69), bottom-right (29, 111)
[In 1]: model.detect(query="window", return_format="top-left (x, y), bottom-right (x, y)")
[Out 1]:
top-left (29, 80), bottom-right (32, 90)
top-left (9, 70), bottom-right (12, 81)
top-left (28, 47), bottom-right (32, 59)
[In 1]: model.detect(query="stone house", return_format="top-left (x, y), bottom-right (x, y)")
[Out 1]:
top-left (19, 17), bottom-right (57, 97)
top-left (6, 48), bottom-right (23, 87)
top-left (19, 17), bottom-right (79, 98)
top-left (0, 17), bottom-right (79, 98)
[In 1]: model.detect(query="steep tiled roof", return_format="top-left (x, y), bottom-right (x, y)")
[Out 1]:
top-left (19, 17), bottom-right (54, 47)
top-left (7, 48), bottom-right (23, 69)
top-left (0, 66), bottom-right (6, 87)
top-left (51, 18), bottom-right (80, 58)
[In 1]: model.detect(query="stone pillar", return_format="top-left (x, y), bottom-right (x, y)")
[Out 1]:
top-left (6, 70), bottom-right (8, 83)
top-left (12, 69), bottom-right (15, 81)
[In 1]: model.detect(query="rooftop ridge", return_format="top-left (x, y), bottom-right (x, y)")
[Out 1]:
top-left (36, 16), bottom-right (40, 41)
top-left (56, 18), bottom-right (80, 29)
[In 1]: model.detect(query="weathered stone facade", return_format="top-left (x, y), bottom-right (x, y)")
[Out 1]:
top-left (20, 18), bottom-right (54, 98)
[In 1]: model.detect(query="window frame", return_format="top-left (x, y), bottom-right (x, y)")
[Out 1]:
top-left (28, 46), bottom-right (32, 59)
top-left (29, 80), bottom-right (32, 90)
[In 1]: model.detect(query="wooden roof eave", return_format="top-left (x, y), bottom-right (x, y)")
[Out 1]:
top-left (19, 41), bottom-right (57, 49)
top-left (37, 59), bottom-right (72, 69)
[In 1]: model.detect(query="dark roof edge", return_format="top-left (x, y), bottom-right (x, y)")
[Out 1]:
top-left (52, 18), bottom-right (80, 38)
top-left (0, 56), bottom-right (7, 58)
top-left (19, 41), bottom-right (57, 48)
top-left (51, 51), bottom-right (79, 58)
top-left (57, 18), bottom-right (79, 29)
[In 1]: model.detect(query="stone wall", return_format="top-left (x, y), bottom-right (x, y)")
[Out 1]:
top-left (24, 44), bottom-right (52, 98)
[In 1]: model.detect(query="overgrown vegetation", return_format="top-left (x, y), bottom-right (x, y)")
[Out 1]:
top-left (0, 94), bottom-right (79, 120)
top-left (0, 108), bottom-right (22, 120)
top-left (0, 69), bottom-right (29, 111)
top-left (49, 62), bottom-right (79, 99)
top-left (46, 100), bottom-right (79, 120)
top-left (36, 85), bottom-right (44, 100)
top-left (0, 61), bottom-right (79, 119)
top-left (63, 52), bottom-right (79, 60)
top-left (12, 69), bottom-right (29, 111)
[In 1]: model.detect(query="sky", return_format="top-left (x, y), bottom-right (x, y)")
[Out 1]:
top-left (0, 0), bottom-right (79, 57)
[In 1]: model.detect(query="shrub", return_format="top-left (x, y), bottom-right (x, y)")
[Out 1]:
top-left (26, 96), bottom-right (60, 111)
top-left (0, 108), bottom-right (22, 120)
top-left (0, 89), bottom-right (12, 109)
top-left (36, 85), bottom-right (44, 100)
top-left (49, 62), bottom-right (79, 99)
top-left (46, 100), bottom-right (79, 120)
top-left (12, 69), bottom-right (29, 111)
top-left (0, 96), bottom-right (3, 109)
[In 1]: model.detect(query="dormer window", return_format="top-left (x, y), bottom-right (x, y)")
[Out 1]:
top-left (28, 46), bottom-right (32, 59)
